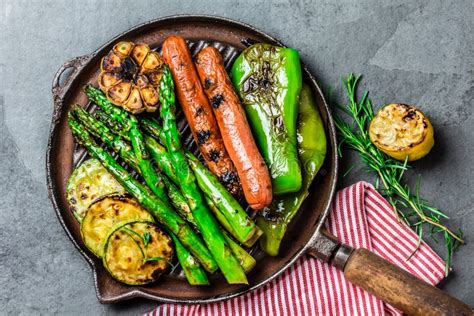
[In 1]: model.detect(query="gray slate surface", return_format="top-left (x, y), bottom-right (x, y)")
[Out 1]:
top-left (1, 0), bottom-right (472, 314)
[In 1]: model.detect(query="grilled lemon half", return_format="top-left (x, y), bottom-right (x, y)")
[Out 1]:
top-left (369, 104), bottom-right (434, 161)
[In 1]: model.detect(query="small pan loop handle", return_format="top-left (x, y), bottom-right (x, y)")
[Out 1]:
top-left (52, 54), bottom-right (91, 104)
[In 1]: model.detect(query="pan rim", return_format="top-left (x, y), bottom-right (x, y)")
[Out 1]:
top-left (46, 14), bottom-right (339, 304)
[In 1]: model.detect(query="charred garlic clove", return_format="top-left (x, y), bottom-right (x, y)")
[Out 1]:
top-left (107, 80), bottom-right (132, 104)
top-left (131, 44), bottom-right (150, 66)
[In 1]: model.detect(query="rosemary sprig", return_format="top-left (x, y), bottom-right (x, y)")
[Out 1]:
top-left (334, 74), bottom-right (464, 275)
top-left (122, 227), bottom-right (174, 267)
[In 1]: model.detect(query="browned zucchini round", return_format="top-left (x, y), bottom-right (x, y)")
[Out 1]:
top-left (99, 41), bottom-right (164, 113)
top-left (103, 221), bottom-right (174, 285)
top-left (81, 195), bottom-right (153, 257)
top-left (66, 158), bottom-right (125, 222)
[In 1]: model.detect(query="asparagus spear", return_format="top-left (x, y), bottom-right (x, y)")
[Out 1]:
top-left (68, 113), bottom-right (218, 273)
top-left (223, 232), bottom-right (256, 273)
top-left (95, 109), bottom-right (179, 187)
top-left (204, 198), bottom-right (256, 272)
top-left (94, 109), bottom-right (127, 137)
top-left (187, 152), bottom-right (262, 247)
top-left (158, 66), bottom-right (247, 284)
top-left (145, 136), bottom-right (256, 272)
top-left (129, 124), bottom-right (170, 204)
top-left (85, 85), bottom-right (132, 128)
top-left (161, 176), bottom-right (196, 226)
top-left (73, 107), bottom-right (195, 227)
top-left (82, 107), bottom-right (256, 270)
top-left (169, 232), bottom-right (209, 285)
top-left (72, 108), bottom-right (209, 284)
top-left (87, 86), bottom-right (255, 275)
top-left (86, 86), bottom-right (170, 205)
top-left (73, 106), bottom-right (135, 164)
top-left (141, 118), bottom-right (262, 246)
top-left (144, 135), bottom-right (179, 184)
top-left (139, 117), bottom-right (163, 140)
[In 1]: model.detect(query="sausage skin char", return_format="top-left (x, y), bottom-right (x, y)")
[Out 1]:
top-left (195, 46), bottom-right (273, 210)
top-left (161, 36), bottom-right (241, 196)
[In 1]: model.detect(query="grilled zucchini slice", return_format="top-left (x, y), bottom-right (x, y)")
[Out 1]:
top-left (66, 158), bottom-right (125, 222)
top-left (103, 221), bottom-right (174, 285)
top-left (81, 195), bottom-right (154, 257)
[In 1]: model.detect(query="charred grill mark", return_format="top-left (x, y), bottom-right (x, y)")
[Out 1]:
top-left (261, 207), bottom-right (281, 222)
top-left (403, 110), bottom-right (417, 122)
top-left (219, 171), bottom-right (239, 187)
top-left (208, 149), bottom-right (221, 162)
top-left (194, 106), bottom-right (204, 117)
top-left (197, 130), bottom-right (211, 144)
top-left (121, 57), bottom-right (138, 81)
top-left (273, 116), bottom-right (284, 129)
top-left (204, 78), bottom-right (212, 90)
top-left (211, 94), bottom-right (224, 109)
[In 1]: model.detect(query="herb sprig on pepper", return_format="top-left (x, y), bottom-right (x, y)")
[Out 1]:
top-left (334, 74), bottom-right (464, 275)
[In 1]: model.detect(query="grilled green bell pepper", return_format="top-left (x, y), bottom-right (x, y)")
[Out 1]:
top-left (256, 84), bottom-right (327, 256)
top-left (231, 43), bottom-right (303, 195)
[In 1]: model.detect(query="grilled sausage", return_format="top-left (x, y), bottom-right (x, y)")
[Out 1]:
top-left (161, 36), bottom-right (241, 196)
top-left (195, 47), bottom-right (272, 210)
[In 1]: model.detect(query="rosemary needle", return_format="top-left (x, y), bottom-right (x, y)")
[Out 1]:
top-left (333, 74), bottom-right (464, 276)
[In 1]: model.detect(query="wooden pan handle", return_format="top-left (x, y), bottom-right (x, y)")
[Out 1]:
top-left (344, 248), bottom-right (471, 315)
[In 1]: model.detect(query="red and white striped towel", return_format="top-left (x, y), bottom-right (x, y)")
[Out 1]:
top-left (147, 181), bottom-right (445, 316)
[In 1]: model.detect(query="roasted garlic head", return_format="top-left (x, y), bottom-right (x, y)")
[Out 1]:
top-left (99, 41), bottom-right (164, 113)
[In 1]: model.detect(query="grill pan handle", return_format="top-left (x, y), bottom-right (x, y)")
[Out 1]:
top-left (343, 248), bottom-right (471, 315)
top-left (307, 231), bottom-right (471, 315)
top-left (52, 55), bottom-right (91, 104)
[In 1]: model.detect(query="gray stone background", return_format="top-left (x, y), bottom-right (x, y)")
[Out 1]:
top-left (1, 0), bottom-right (472, 314)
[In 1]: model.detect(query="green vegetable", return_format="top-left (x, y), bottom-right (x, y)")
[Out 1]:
top-left (66, 158), bottom-right (125, 222)
top-left (72, 106), bottom-right (136, 166)
top-left (129, 122), bottom-right (170, 205)
top-left (73, 107), bottom-right (192, 227)
top-left (158, 66), bottom-right (247, 284)
top-left (80, 103), bottom-right (256, 275)
top-left (187, 152), bottom-right (262, 247)
top-left (257, 84), bottom-right (326, 256)
top-left (68, 114), bottom-right (218, 273)
top-left (141, 117), bottom-right (262, 247)
top-left (144, 135), bottom-right (178, 182)
top-left (85, 85), bottom-right (170, 206)
top-left (170, 233), bottom-right (209, 285)
top-left (223, 232), bottom-right (256, 273)
top-left (146, 137), bottom-right (256, 271)
top-left (71, 107), bottom-right (212, 282)
top-left (200, 199), bottom-right (255, 272)
top-left (334, 74), bottom-right (463, 275)
top-left (231, 43), bottom-right (303, 195)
